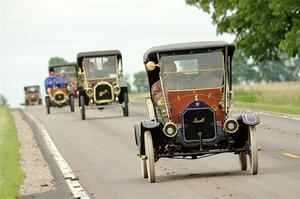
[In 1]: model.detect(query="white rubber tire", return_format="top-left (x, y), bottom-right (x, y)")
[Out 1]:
top-left (248, 126), bottom-right (258, 175)
top-left (141, 158), bottom-right (148, 178)
top-left (144, 131), bottom-right (155, 183)
top-left (239, 151), bottom-right (247, 170)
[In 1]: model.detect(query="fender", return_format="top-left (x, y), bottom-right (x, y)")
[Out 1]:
top-left (134, 120), bottom-right (161, 156)
top-left (118, 86), bottom-right (128, 104)
top-left (238, 113), bottom-right (260, 126)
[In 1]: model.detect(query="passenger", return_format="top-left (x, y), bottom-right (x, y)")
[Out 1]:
top-left (44, 71), bottom-right (58, 96)
top-left (151, 62), bottom-right (177, 104)
top-left (58, 70), bottom-right (69, 88)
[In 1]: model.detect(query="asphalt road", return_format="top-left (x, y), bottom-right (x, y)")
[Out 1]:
top-left (25, 102), bottom-right (300, 199)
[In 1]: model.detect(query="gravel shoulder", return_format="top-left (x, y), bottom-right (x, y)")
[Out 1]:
top-left (12, 108), bottom-right (72, 199)
top-left (12, 109), bottom-right (55, 196)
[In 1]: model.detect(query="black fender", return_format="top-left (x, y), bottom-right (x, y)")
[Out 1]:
top-left (118, 86), bottom-right (128, 104)
top-left (78, 90), bottom-right (89, 106)
top-left (237, 113), bottom-right (260, 126)
top-left (134, 120), bottom-right (161, 156)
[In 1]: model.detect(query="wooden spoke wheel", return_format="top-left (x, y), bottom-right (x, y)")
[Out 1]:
top-left (144, 131), bottom-right (155, 183)
top-left (247, 126), bottom-right (258, 175)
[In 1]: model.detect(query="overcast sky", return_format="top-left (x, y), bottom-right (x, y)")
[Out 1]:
top-left (0, 0), bottom-right (234, 107)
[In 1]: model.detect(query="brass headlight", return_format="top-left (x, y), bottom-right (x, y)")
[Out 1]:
top-left (113, 85), bottom-right (121, 95)
top-left (224, 118), bottom-right (239, 133)
top-left (163, 122), bottom-right (178, 138)
top-left (86, 87), bottom-right (93, 97)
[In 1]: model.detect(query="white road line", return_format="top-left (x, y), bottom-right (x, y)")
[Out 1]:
top-left (24, 111), bottom-right (90, 199)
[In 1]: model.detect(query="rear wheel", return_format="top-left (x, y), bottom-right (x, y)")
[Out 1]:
top-left (248, 126), bottom-right (258, 175)
top-left (141, 158), bottom-right (148, 178)
top-left (80, 95), bottom-right (85, 120)
top-left (239, 151), bottom-right (247, 170)
top-left (45, 97), bottom-right (50, 114)
top-left (122, 92), bottom-right (129, 117)
top-left (144, 131), bottom-right (155, 183)
top-left (69, 94), bottom-right (75, 112)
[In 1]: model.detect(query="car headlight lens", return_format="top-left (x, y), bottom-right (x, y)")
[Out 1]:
top-left (86, 87), bottom-right (93, 97)
top-left (224, 118), bottom-right (239, 133)
top-left (113, 85), bottom-right (121, 95)
top-left (163, 122), bottom-right (178, 137)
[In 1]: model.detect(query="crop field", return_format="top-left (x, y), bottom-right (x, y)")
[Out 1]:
top-left (234, 81), bottom-right (300, 115)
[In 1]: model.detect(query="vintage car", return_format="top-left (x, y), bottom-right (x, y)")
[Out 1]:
top-left (134, 41), bottom-right (260, 183)
top-left (76, 50), bottom-right (129, 120)
top-left (23, 85), bottom-right (42, 105)
top-left (45, 64), bottom-right (76, 114)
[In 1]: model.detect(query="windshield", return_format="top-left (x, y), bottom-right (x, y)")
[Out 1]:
top-left (26, 87), bottom-right (38, 93)
top-left (53, 66), bottom-right (77, 79)
top-left (83, 56), bottom-right (117, 79)
top-left (160, 51), bottom-right (224, 91)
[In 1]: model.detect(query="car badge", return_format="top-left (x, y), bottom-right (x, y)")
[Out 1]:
top-left (193, 117), bottom-right (205, 124)
top-left (99, 89), bottom-right (108, 97)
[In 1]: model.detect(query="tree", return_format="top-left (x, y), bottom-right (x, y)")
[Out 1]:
top-left (122, 73), bottom-right (132, 93)
top-left (48, 57), bottom-right (68, 65)
top-left (133, 71), bottom-right (149, 92)
top-left (186, 0), bottom-right (300, 62)
top-left (232, 50), bottom-right (300, 83)
top-left (0, 94), bottom-right (8, 105)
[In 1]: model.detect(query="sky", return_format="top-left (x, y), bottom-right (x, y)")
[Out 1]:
top-left (0, 0), bottom-right (234, 107)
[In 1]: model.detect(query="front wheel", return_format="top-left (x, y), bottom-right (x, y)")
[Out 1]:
top-left (239, 151), bottom-right (247, 170)
top-left (122, 92), bottom-right (129, 117)
top-left (69, 94), bottom-right (75, 112)
top-left (80, 95), bottom-right (85, 120)
top-left (141, 158), bottom-right (148, 178)
top-left (144, 131), bottom-right (155, 183)
top-left (45, 97), bottom-right (50, 114)
top-left (248, 126), bottom-right (258, 175)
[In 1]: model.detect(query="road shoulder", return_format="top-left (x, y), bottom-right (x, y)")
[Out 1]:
top-left (18, 109), bottom-right (72, 199)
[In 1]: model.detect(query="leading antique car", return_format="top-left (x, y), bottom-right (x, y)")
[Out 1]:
top-left (23, 85), bottom-right (42, 105)
top-left (45, 64), bottom-right (76, 114)
top-left (76, 50), bottom-right (129, 120)
top-left (134, 41), bottom-right (260, 183)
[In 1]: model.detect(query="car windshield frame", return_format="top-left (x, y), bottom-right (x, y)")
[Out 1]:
top-left (52, 66), bottom-right (77, 79)
top-left (159, 51), bottom-right (225, 92)
top-left (82, 55), bottom-right (119, 80)
top-left (25, 86), bottom-right (39, 93)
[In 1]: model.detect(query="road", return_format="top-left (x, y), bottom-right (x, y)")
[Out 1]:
top-left (25, 102), bottom-right (300, 199)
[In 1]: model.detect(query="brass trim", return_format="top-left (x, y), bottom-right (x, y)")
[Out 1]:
top-left (93, 81), bottom-right (114, 104)
top-left (159, 75), bottom-right (171, 121)
top-left (163, 122), bottom-right (178, 138)
top-left (146, 61), bottom-right (159, 71)
top-left (160, 52), bottom-right (225, 92)
top-left (53, 90), bottom-right (67, 105)
top-left (223, 118), bottom-right (239, 133)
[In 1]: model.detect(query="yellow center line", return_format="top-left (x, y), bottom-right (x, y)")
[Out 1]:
top-left (281, 152), bottom-right (300, 159)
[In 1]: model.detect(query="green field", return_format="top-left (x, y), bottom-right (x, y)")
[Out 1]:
top-left (130, 81), bottom-right (300, 115)
top-left (0, 107), bottom-right (24, 199)
top-left (234, 81), bottom-right (300, 115)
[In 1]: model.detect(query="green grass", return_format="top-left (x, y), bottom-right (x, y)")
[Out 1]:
top-left (129, 92), bottom-right (150, 101)
top-left (0, 106), bottom-right (24, 199)
top-left (234, 81), bottom-right (300, 115)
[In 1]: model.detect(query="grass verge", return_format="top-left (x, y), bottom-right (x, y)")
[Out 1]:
top-left (0, 106), bottom-right (24, 199)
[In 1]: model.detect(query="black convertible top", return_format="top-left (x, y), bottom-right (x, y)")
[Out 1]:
top-left (77, 50), bottom-right (122, 65)
top-left (143, 41), bottom-right (235, 62)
